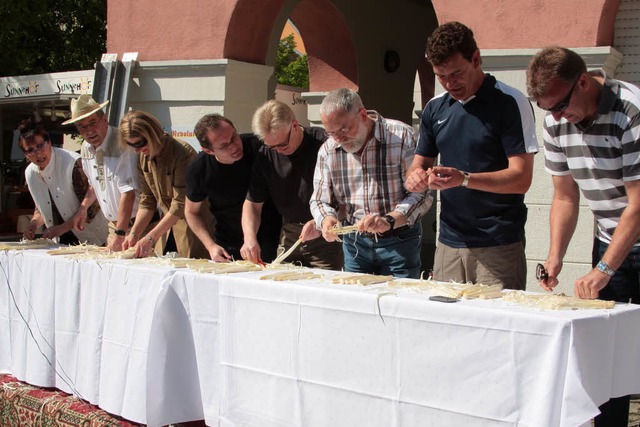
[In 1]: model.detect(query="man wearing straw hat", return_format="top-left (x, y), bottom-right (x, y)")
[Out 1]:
top-left (64, 94), bottom-right (139, 251)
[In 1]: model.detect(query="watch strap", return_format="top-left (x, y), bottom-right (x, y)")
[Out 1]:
top-left (596, 260), bottom-right (615, 277)
top-left (383, 214), bottom-right (395, 231)
top-left (460, 171), bottom-right (470, 187)
top-left (114, 228), bottom-right (126, 236)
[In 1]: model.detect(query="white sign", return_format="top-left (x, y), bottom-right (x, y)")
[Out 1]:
top-left (101, 53), bottom-right (118, 62)
top-left (1, 70), bottom-right (95, 100)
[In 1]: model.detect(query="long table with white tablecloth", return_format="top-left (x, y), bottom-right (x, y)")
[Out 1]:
top-left (1, 248), bottom-right (640, 427)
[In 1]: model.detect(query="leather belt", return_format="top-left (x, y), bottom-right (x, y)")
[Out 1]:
top-left (358, 225), bottom-right (411, 239)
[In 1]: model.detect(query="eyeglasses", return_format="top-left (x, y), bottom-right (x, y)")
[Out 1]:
top-left (326, 111), bottom-right (361, 138)
top-left (76, 118), bottom-right (102, 133)
top-left (537, 78), bottom-right (578, 113)
top-left (266, 125), bottom-right (292, 150)
top-left (326, 123), bottom-right (353, 138)
top-left (535, 263), bottom-right (549, 281)
top-left (126, 138), bottom-right (148, 149)
top-left (22, 140), bottom-right (48, 155)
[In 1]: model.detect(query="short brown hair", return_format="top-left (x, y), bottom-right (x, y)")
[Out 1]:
top-left (193, 114), bottom-right (235, 149)
top-left (526, 46), bottom-right (587, 98)
top-left (426, 21), bottom-right (478, 66)
top-left (18, 117), bottom-right (49, 150)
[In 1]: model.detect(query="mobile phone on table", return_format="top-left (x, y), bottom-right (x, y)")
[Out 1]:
top-left (429, 295), bottom-right (458, 303)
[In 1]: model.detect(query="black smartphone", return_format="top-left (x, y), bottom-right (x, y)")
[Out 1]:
top-left (429, 295), bottom-right (458, 303)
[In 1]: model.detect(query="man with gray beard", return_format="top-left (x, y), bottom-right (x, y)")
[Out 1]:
top-left (309, 88), bottom-right (433, 278)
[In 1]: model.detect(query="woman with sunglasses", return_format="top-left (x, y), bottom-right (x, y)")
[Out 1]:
top-left (119, 110), bottom-right (207, 258)
top-left (19, 117), bottom-right (109, 245)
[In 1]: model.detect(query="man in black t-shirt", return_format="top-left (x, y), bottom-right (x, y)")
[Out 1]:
top-left (186, 114), bottom-right (282, 262)
top-left (240, 100), bottom-right (343, 270)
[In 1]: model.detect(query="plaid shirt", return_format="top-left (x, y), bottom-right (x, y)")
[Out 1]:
top-left (310, 111), bottom-right (433, 227)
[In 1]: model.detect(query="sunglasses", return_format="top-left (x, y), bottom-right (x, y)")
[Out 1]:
top-left (126, 138), bottom-right (148, 149)
top-left (535, 263), bottom-right (549, 281)
top-left (537, 79), bottom-right (578, 113)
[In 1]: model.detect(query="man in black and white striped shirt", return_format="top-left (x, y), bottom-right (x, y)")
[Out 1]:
top-left (527, 46), bottom-right (640, 427)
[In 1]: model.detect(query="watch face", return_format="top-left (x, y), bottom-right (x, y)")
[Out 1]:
top-left (597, 261), bottom-right (614, 276)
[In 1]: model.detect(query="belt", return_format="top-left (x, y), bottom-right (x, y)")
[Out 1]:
top-left (359, 225), bottom-right (411, 239)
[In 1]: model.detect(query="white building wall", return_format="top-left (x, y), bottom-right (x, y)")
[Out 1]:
top-left (127, 59), bottom-right (274, 150)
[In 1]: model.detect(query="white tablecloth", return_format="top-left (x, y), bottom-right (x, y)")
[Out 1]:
top-left (0, 249), bottom-right (217, 426)
top-left (2, 249), bottom-right (640, 427)
top-left (218, 271), bottom-right (640, 427)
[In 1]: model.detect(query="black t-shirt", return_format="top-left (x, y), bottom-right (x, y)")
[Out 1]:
top-left (247, 127), bottom-right (327, 223)
top-left (186, 134), bottom-right (282, 252)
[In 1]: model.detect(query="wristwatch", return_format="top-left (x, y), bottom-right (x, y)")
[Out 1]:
top-left (114, 228), bottom-right (126, 237)
top-left (460, 171), bottom-right (470, 187)
top-left (384, 214), bottom-right (395, 231)
top-left (596, 260), bottom-right (615, 277)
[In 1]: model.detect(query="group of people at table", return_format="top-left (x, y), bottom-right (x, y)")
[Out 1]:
top-left (15, 22), bottom-right (640, 425)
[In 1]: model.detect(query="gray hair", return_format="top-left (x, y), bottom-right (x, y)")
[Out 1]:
top-left (319, 88), bottom-right (364, 117)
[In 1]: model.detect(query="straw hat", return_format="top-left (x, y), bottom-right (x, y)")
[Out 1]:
top-left (62, 95), bottom-right (110, 125)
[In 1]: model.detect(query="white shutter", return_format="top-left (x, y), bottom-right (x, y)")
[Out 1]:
top-left (614, 0), bottom-right (640, 84)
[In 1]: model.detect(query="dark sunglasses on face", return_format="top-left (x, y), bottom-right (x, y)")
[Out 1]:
top-left (126, 138), bottom-right (148, 149)
top-left (537, 78), bottom-right (578, 113)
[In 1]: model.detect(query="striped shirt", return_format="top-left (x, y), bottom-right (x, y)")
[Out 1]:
top-left (310, 111), bottom-right (433, 227)
top-left (544, 70), bottom-right (640, 244)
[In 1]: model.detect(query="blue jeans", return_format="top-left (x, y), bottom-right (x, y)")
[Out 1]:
top-left (592, 238), bottom-right (638, 427)
top-left (341, 223), bottom-right (422, 278)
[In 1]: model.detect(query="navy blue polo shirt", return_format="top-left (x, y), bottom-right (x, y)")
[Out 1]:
top-left (416, 74), bottom-right (536, 248)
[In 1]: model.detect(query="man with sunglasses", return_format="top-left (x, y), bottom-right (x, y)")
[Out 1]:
top-left (405, 22), bottom-right (538, 290)
top-left (186, 113), bottom-right (282, 262)
top-left (527, 46), bottom-right (640, 427)
top-left (240, 100), bottom-right (343, 269)
top-left (63, 95), bottom-right (139, 251)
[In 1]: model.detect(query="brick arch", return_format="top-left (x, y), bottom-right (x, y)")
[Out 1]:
top-left (224, 0), bottom-right (358, 92)
top-left (290, 0), bottom-right (358, 91)
top-left (595, 0), bottom-right (622, 46)
top-left (223, 0), bottom-right (287, 64)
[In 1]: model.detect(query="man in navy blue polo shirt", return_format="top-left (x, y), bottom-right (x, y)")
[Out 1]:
top-left (406, 21), bottom-right (538, 290)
